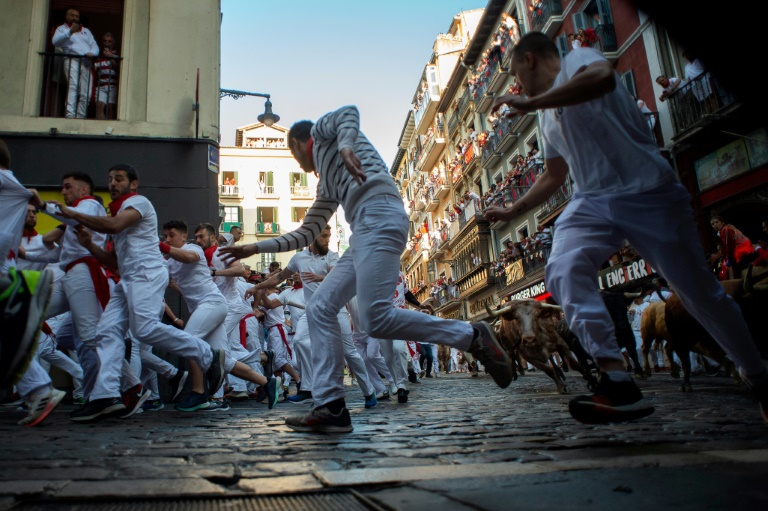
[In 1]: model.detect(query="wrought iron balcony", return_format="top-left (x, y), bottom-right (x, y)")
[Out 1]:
top-left (592, 23), bottom-right (618, 53)
top-left (665, 72), bottom-right (736, 136)
top-left (448, 112), bottom-right (460, 137)
top-left (458, 88), bottom-right (473, 119)
top-left (219, 185), bottom-right (242, 198)
top-left (256, 222), bottom-right (280, 235)
top-left (530, 0), bottom-right (563, 33)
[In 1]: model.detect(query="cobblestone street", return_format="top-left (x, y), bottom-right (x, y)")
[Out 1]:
top-left (1, 370), bottom-right (767, 510)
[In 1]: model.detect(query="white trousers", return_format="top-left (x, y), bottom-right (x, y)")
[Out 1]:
top-left (353, 334), bottom-right (395, 394)
top-left (378, 339), bottom-right (410, 392)
top-left (64, 57), bottom-right (92, 118)
top-left (307, 195), bottom-right (474, 406)
top-left (16, 359), bottom-right (51, 399)
top-left (545, 182), bottom-right (765, 377)
top-left (90, 274), bottom-right (213, 400)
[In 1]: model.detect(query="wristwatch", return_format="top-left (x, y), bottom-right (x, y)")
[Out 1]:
top-left (211, 269), bottom-right (217, 277)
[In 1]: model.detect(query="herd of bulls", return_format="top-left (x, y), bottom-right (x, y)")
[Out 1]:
top-left (484, 266), bottom-right (768, 394)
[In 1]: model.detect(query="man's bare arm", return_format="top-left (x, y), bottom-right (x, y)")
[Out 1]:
top-left (52, 201), bottom-right (141, 235)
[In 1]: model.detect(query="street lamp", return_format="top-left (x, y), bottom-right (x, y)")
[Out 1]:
top-left (220, 89), bottom-right (280, 127)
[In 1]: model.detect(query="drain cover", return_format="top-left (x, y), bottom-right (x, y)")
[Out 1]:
top-left (11, 491), bottom-right (378, 511)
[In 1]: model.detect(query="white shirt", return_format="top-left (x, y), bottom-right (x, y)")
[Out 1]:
top-left (286, 248), bottom-right (339, 304)
top-left (112, 195), bottom-right (167, 280)
top-left (52, 24), bottom-right (99, 56)
top-left (541, 48), bottom-right (676, 195)
top-left (628, 301), bottom-right (649, 331)
top-left (18, 233), bottom-right (48, 271)
top-left (46, 198), bottom-right (107, 271)
top-left (393, 272), bottom-right (408, 309)
top-left (277, 286), bottom-right (305, 332)
top-left (0, 170), bottom-right (32, 271)
top-left (166, 243), bottom-right (225, 312)
top-left (210, 248), bottom-right (251, 316)
top-left (260, 292), bottom-right (285, 328)
top-left (648, 289), bottom-right (672, 303)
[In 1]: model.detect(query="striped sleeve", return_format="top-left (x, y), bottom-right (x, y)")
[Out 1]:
top-left (312, 105), bottom-right (360, 150)
top-left (254, 197), bottom-right (339, 253)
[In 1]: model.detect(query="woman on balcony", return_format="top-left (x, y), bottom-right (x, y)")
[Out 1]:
top-left (710, 215), bottom-right (756, 276)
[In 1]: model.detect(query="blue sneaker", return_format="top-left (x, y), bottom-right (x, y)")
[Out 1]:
top-left (142, 399), bottom-right (164, 411)
top-left (265, 376), bottom-right (282, 410)
top-left (175, 392), bottom-right (210, 412)
top-left (287, 391), bottom-right (312, 404)
top-left (364, 393), bottom-right (377, 409)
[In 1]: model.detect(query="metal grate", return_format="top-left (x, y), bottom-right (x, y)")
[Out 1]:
top-left (12, 491), bottom-right (377, 511)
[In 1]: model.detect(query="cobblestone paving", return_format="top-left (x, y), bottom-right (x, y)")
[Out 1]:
top-left (1, 370), bottom-right (767, 509)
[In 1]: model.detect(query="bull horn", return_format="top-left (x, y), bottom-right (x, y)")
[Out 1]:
top-left (624, 291), bottom-right (643, 299)
top-left (486, 304), bottom-right (513, 318)
top-left (540, 303), bottom-right (563, 311)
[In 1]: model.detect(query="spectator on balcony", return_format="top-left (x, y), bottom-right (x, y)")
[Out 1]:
top-left (94, 33), bottom-right (119, 120)
top-left (484, 32), bottom-right (768, 424)
top-left (534, 225), bottom-right (552, 247)
top-left (656, 75), bottom-right (682, 103)
top-left (710, 215), bottom-right (756, 275)
top-left (52, 8), bottom-right (99, 119)
top-left (568, 33), bottom-right (580, 51)
top-left (683, 50), bottom-right (716, 110)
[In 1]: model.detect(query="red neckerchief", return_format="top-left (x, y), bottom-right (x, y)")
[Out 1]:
top-left (108, 192), bottom-right (138, 217)
top-left (292, 281), bottom-right (303, 290)
top-left (23, 229), bottom-right (38, 242)
top-left (203, 246), bottom-right (217, 267)
top-left (72, 195), bottom-right (97, 208)
top-left (306, 138), bottom-right (315, 168)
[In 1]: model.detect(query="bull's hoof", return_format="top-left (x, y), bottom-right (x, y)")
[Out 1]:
top-left (680, 383), bottom-right (692, 392)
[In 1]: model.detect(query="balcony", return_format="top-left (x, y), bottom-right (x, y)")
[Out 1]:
top-left (497, 246), bottom-right (552, 295)
top-left (666, 73), bottom-right (736, 138)
top-left (222, 221), bottom-right (240, 232)
top-left (425, 188), bottom-right (439, 213)
top-left (256, 185), bottom-right (277, 197)
top-left (474, 56), bottom-right (502, 113)
top-left (458, 88), bottom-right (473, 120)
top-left (592, 23), bottom-right (618, 56)
top-left (448, 112), bottom-right (460, 137)
top-left (256, 222), bottom-right (280, 235)
top-left (219, 185), bottom-right (243, 198)
top-left (495, 114), bottom-right (521, 154)
top-left (416, 127), bottom-right (446, 173)
top-left (414, 87), bottom-right (440, 135)
top-left (530, 0), bottom-right (564, 37)
top-left (39, 53), bottom-right (122, 119)
top-left (435, 180), bottom-right (450, 200)
top-left (463, 144), bottom-right (477, 173)
top-left (409, 206), bottom-right (421, 222)
top-left (538, 175), bottom-right (574, 222)
top-left (290, 185), bottom-right (312, 198)
top-left (434, 285), bottom-right (460, 308)
top-left (414, 193), bottom-right (427, 212)
top-left (481, 134), bottom-right (501, 169)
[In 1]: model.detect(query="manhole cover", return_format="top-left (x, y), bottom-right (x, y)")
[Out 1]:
top-left (10, 491), bottom-right (379, 511)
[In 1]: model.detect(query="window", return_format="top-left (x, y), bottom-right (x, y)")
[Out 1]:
top-left (257, 171), bottom-right (275, 194)
top-left (223, 206), bottom-right (242, 224)
top-left (516, 221), bottom-right (529, 241)
top-left (292, 207), bottom-right (308, 223)
top-left (260, 253), bottom-right (276, 269)
top-left (42, 0), bottom-right (125, 119)
top-left (620, 71), bottom-right (637, 98)
top-left (556, 34), bottom-right (569, 59)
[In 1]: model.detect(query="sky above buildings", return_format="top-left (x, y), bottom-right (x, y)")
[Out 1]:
top-left (220, 0), bottom-right (488, 166)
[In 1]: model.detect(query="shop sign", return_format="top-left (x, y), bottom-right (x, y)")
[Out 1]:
top-left (597, 258), bottom-right (656, 290)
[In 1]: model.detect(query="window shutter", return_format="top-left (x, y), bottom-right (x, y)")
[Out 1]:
top-left (596, 0), bottom-right (614, 24)
top-left (572, 12), bottom-right (588, 31)
top-left (556, 34), bottom-right (569, 58)
top-left (620, 71), bottom-right (637, 98)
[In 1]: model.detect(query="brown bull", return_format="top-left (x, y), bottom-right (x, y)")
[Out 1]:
top-left (487, 300), bottom-right (598, 394)
top-left (663, 266), bottom-right (768, 391)
top-left (640, 301), bottom-right (680, 378)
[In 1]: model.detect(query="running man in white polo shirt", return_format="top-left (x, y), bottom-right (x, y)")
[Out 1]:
top-left (52, 164), bottom-right (226, 422)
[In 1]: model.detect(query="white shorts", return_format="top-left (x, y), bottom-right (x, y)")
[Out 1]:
top-left (97, 85), bottom-right (117, 104)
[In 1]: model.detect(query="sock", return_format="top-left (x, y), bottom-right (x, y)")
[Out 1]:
top-left (324, 398), bottom-right (345, 414)
top-left (606, 370), bottom-right (632, 382)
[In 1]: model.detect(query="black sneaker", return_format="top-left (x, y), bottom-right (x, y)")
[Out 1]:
top-left (168, 369), bottom-right (189, 402)
top-left (0, 268), bottom-right (54, 389)
top-left (175, 392), bottom-right (210, 412)
top-left (408, 370), bottom-right (418, 384)
top-left (250, 387), bottom-right (267, 403)
top-left (265, 376), bottom-right (282, 410)
top-left (397, 388), bottom-right (409, 403)
top-left (69, 397), bottom-right (126, 423)
top-left (262, 349), bottom-right (275, 376)
top-left (377, 390), bottom-right (390, 400)
top-left (205, 349), bottom-right (226, 395)
top-left (568, 373), bottom-right (655, 424)
top-left (468, 321), bottom-right (513, 388)
top-left (285, 404), bottom-right (353, 433)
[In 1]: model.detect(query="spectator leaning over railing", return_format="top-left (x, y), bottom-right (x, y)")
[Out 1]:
top-left (655, 75), bottom-right (681, 103)
top-left (94, 32), bottom-right (119, 120)
top-left (52, 8), bottom-right (99, 119)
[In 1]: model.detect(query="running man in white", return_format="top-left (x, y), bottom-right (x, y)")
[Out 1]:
top-left (52, 164), bottom-right (227, 422)
top-left (484, 32), bottom-right (767, 424)
top-left (221, 107), bottom-right (511, 433)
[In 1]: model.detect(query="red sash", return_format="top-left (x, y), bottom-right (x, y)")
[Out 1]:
top-left (41, 321), bottom-right (54, 337)
top-left (108, 192), bottom-right (138, 217)
top-left (64, 256), bottom-right (110, 309)
top-left (239, 313), bottom-right (255, 348)
top-left (270, 323), bottom-right (292, 358)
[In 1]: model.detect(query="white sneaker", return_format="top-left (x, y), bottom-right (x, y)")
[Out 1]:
top-left (18, 388), bottom-right (65, 426)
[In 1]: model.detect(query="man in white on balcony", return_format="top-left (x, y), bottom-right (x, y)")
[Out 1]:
top-left (485, 32), bottom-right (767, 425)
top-left (220, 106), bottom-right (512, 433)
top-left (52, 8), bottom-right (99, 119)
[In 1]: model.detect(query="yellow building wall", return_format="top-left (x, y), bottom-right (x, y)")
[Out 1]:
top-left (34, 191), bottom-right (112, 234)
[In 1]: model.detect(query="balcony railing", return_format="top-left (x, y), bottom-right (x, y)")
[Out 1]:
top-left (434, 285), bottom-right (460, 306)
top-left (521, 245), bottom-right (551, 274)
top-left (256, 222), bottom-right (280, 234)
top-left (458, 88), bottom-right (473, 118)
top-left (539, 176), bottom-right (574, 218)
top-left (592, 24), bottom-right (618, 53)
top-left (414, 87), bottom-right (433, 129)
top-left (463, 143), bottom-right (476, 168)
top-left (256, 185), bottom-right (276, 196)
top-left (481, 134), bottom-right (500, 166)
top-left (473, 55), bottom-right (501, 102)
top-left (458, 199), bottom-right (483, 232)
top-left (448, 112), bottom-right (460, 137)
top-left (290, 185), bottom-right (312, 197)
top-left (219, 185), bottom-right (242, 197)
top-left (40, 53), bottom-right (122, 119)
top-left (530, 0), bottom-right (563, 33)
top-left (665, 72), bottom-right (736, 135)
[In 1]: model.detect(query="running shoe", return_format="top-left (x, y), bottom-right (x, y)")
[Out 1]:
top-left (468, 321), bottom-right (513, 389)
top-left (0, 268), bottom-right (54, 388)
top-left (226, 390), bottom-right (249, 401)
top-left (261, 349), bottom-right (274, 375)
top-left (376, 390), bottom-right (390, 401)
top-left (175, 392), bottom-right (210, 412)
top-left (205, 349), bottom-right (226, 395)
top-left (0, 391), bottom-right (23, 408)
top-left (18, 387), bottom-right (65, 426)
top-left (204, 398), bottom-right (230, 411)
top-left (120, 384), bottom-right (150, 418)
top-left (264, 376), bottom-right (282, 409)
top-left (568, 373), bottom-right (655, 424)
top-left (285, 403), bottom-right (353, 433)
top-left (168, 369), bottom-right (189, 402)
top-left (287, 391), bottom-right (313, 404)
top-left (364, 393), bottom-right (377, 409)
top-left (69, 397), bottom-right (126, 422)
top-left (397, 388), bottom-right (409, 404)
top-left (142, 399), bottom-right (164, 411)
top-left (249, 387), bottom-right (267, 403)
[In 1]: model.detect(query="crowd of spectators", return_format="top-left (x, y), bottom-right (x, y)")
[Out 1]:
top-left (429, 275), bottom-right (459, 302)
top-left (244, 137), bottom-right (286, 148)
top-left (481, 149), bottom-right (543, 209)
top-left (467, 14), bottom-right (520, 99)
top-left (492, 225), bottom-right (552, 279)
